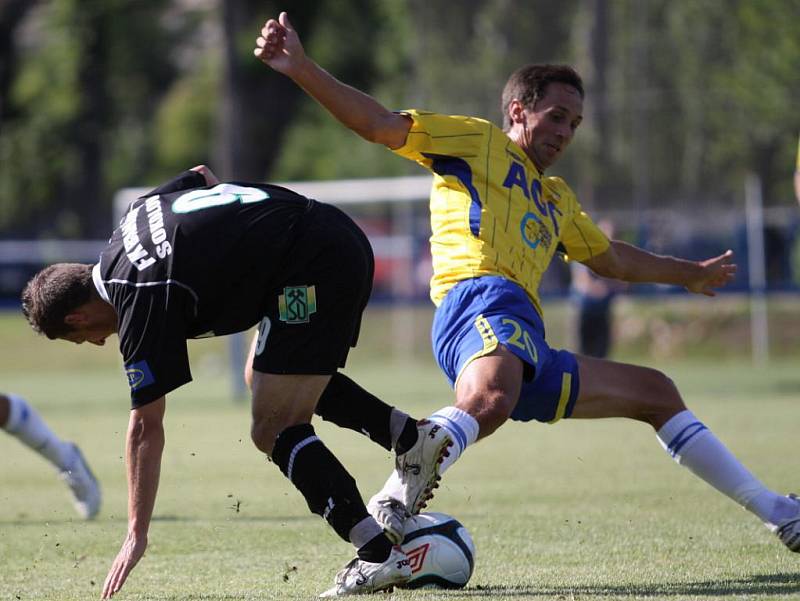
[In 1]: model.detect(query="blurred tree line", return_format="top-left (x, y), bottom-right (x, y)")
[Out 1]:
top-left (0, 0), bottom-right (798, 238)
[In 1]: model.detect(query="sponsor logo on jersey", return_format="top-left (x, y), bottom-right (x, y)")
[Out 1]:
top-left (278, 285), bottom-right (317, 324)
top-left (405, 543), bottom-right (430, 574)
top-left (520, 212), bottom-right (553, 251)
top-left (125, 360), bottom-right (155, 390)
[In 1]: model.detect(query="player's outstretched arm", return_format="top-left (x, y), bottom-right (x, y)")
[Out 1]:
top-left (584, 241), bottom-right (737, 297)
top-left (102, 397), bottom-right (166, 599)
top-left (253, 12), bottom-right (411, 149)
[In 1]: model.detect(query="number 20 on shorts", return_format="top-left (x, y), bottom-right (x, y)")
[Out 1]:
top-left (502, 317), bottom-right (538, 365)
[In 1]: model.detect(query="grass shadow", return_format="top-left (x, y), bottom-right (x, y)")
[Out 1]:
top-left (450, 573), bottom-right (800, 597)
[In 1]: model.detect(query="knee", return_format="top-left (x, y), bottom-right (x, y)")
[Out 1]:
top-left (649, 370), bottom-right (682, 406)
top-left (251, 411), bottom-right (315, 457)
top-left (457, 386), bottom-right (515, 439)
top-left (639, 369), bottom-right (685, 427)
top-left (250, 417), bottom-right (278, 457)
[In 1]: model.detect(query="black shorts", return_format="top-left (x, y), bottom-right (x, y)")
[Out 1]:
top-left (251, 203), bottom-right (375, 375)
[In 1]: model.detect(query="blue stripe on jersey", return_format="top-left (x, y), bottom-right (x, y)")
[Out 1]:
top-left (667, 421), bottom-right (707, 457)
top-left (429, 412), bottom-right (467, 452)
top-left (423, 153), bottom-right (482, 237)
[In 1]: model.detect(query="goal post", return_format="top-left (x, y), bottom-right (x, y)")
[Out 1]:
top-left (112, 175), bottom-right (433, 220)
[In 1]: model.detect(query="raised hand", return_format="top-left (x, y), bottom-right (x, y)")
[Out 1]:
top-left (253, 12), bottom-right (306, 76)
top-left (685, 249), bottom-right (737, 296)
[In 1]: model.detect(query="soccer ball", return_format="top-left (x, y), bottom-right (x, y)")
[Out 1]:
top-left (398, 512), bottom-right (475, 589)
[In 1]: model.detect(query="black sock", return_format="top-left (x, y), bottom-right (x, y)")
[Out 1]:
top-left (272, 423), bottom-right (369, 541)
top-left (315, 373), bottom-right (394, 450)
top-left (395, 417), bottom-right (419, 455)
top-left (357, 532), bottom-right (394, 563)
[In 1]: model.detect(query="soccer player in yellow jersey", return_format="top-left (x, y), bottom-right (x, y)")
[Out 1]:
top-left (255, 12), bottom-right (800, 586)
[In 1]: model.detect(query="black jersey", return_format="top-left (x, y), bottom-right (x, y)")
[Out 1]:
top-left (93, 170), bottom-right (316, 407)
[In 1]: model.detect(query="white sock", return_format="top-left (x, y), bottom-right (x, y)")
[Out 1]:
top-left (428, 406), bottom-right (479, 474)
top-left (349, 515), bottom-right (384, 549)
top-left (389, 408), bottom-right (411, 451)
top-left (3, 394), bottom-right (73, 470)
top-left (657, 409), bottom-right (796, 526)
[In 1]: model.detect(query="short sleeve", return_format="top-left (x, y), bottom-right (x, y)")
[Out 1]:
top-left (114, 285), bottom-right (193, 408)
top-left (552, 181), bottom-right (610, 262)
top-left (391, 111), bottom-right (492, 169)
top-left (561, 212), bottom-right (610, 262)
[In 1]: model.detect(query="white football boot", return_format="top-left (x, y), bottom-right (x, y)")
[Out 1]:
top-left (319, 546), bottom-right (411, 597)
top-left (768, 494), bottom-right (800, 552)
top-left (59, 443), bottom-right (101, 519)
top-left (366, 497), bottom-right (410, 545)
top-left (367, 419), bottom-right (453, 543)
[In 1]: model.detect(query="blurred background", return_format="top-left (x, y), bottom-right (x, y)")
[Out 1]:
top-left (1, 0), bottom-right (799, 367)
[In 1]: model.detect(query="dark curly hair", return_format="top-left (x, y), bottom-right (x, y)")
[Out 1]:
top-left (501, 64), bottom-right (584, 131)
top-left (21, 263), bottom-right (95, 339)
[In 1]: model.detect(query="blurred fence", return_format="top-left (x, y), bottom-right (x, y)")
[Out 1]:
top-left (2, 176), bottom-right (798, 399)
top-left (2, 176), bottom-right (799, 306)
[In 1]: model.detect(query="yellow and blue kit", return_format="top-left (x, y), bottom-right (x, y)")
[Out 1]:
top-left (392, 111), bottom-right (610, 422)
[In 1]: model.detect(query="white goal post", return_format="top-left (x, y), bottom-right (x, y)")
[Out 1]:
top-left (112, 175), bottom-right (433, 220)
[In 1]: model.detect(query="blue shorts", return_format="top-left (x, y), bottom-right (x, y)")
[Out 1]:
top-left (431, 276), bottom-right (580, 423)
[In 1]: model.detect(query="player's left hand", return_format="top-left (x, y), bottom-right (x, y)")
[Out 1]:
top-left (685, 249), bottom-right (737, 296)
top-left (253, 12), bottom-right (305, 76)
top-left (101, 533), bottom-right (147, 599)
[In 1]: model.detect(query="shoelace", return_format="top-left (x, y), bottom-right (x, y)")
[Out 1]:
top-left (336, 558), bottom-right (368, 587)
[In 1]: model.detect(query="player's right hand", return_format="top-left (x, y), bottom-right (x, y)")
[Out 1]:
top-left (253, 12), bottom-right (305, 76)
top-left (101, 532), bottom-right (148, 599)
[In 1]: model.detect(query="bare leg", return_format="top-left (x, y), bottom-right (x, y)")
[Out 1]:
top-left (572, 355), bottom-right (798, 540)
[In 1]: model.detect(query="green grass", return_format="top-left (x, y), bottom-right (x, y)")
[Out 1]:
top-left (2, 310), bottom-right (800, 600)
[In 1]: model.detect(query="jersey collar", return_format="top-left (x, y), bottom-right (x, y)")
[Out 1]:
top-left (91, 263), bottom-right (110, 302)
top-left (506, 134), bottom-right (544, 178)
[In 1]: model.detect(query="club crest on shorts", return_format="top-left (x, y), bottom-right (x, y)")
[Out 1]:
top-left (278, 285), bottom-right (317, 324)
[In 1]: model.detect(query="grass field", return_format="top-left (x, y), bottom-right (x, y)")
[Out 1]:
top-left (2, 309), bottom-right (800, 600)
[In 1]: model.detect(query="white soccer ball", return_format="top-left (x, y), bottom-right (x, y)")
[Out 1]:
top-left (398, 512), bottom-right (475, 589)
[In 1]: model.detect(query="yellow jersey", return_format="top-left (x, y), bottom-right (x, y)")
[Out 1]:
top-left (391, 110), bottom-right (610, 315)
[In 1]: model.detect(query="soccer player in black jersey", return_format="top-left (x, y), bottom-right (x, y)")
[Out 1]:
top-left (21, 165), bottom-right (423, 597)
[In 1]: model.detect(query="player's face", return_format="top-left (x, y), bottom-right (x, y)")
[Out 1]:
top-left (61, 324), bottom-right (113, 346)
top-left (60, 302), bottom-right (117, 346)
top-left (524, 82), bottom-right (583, 171)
